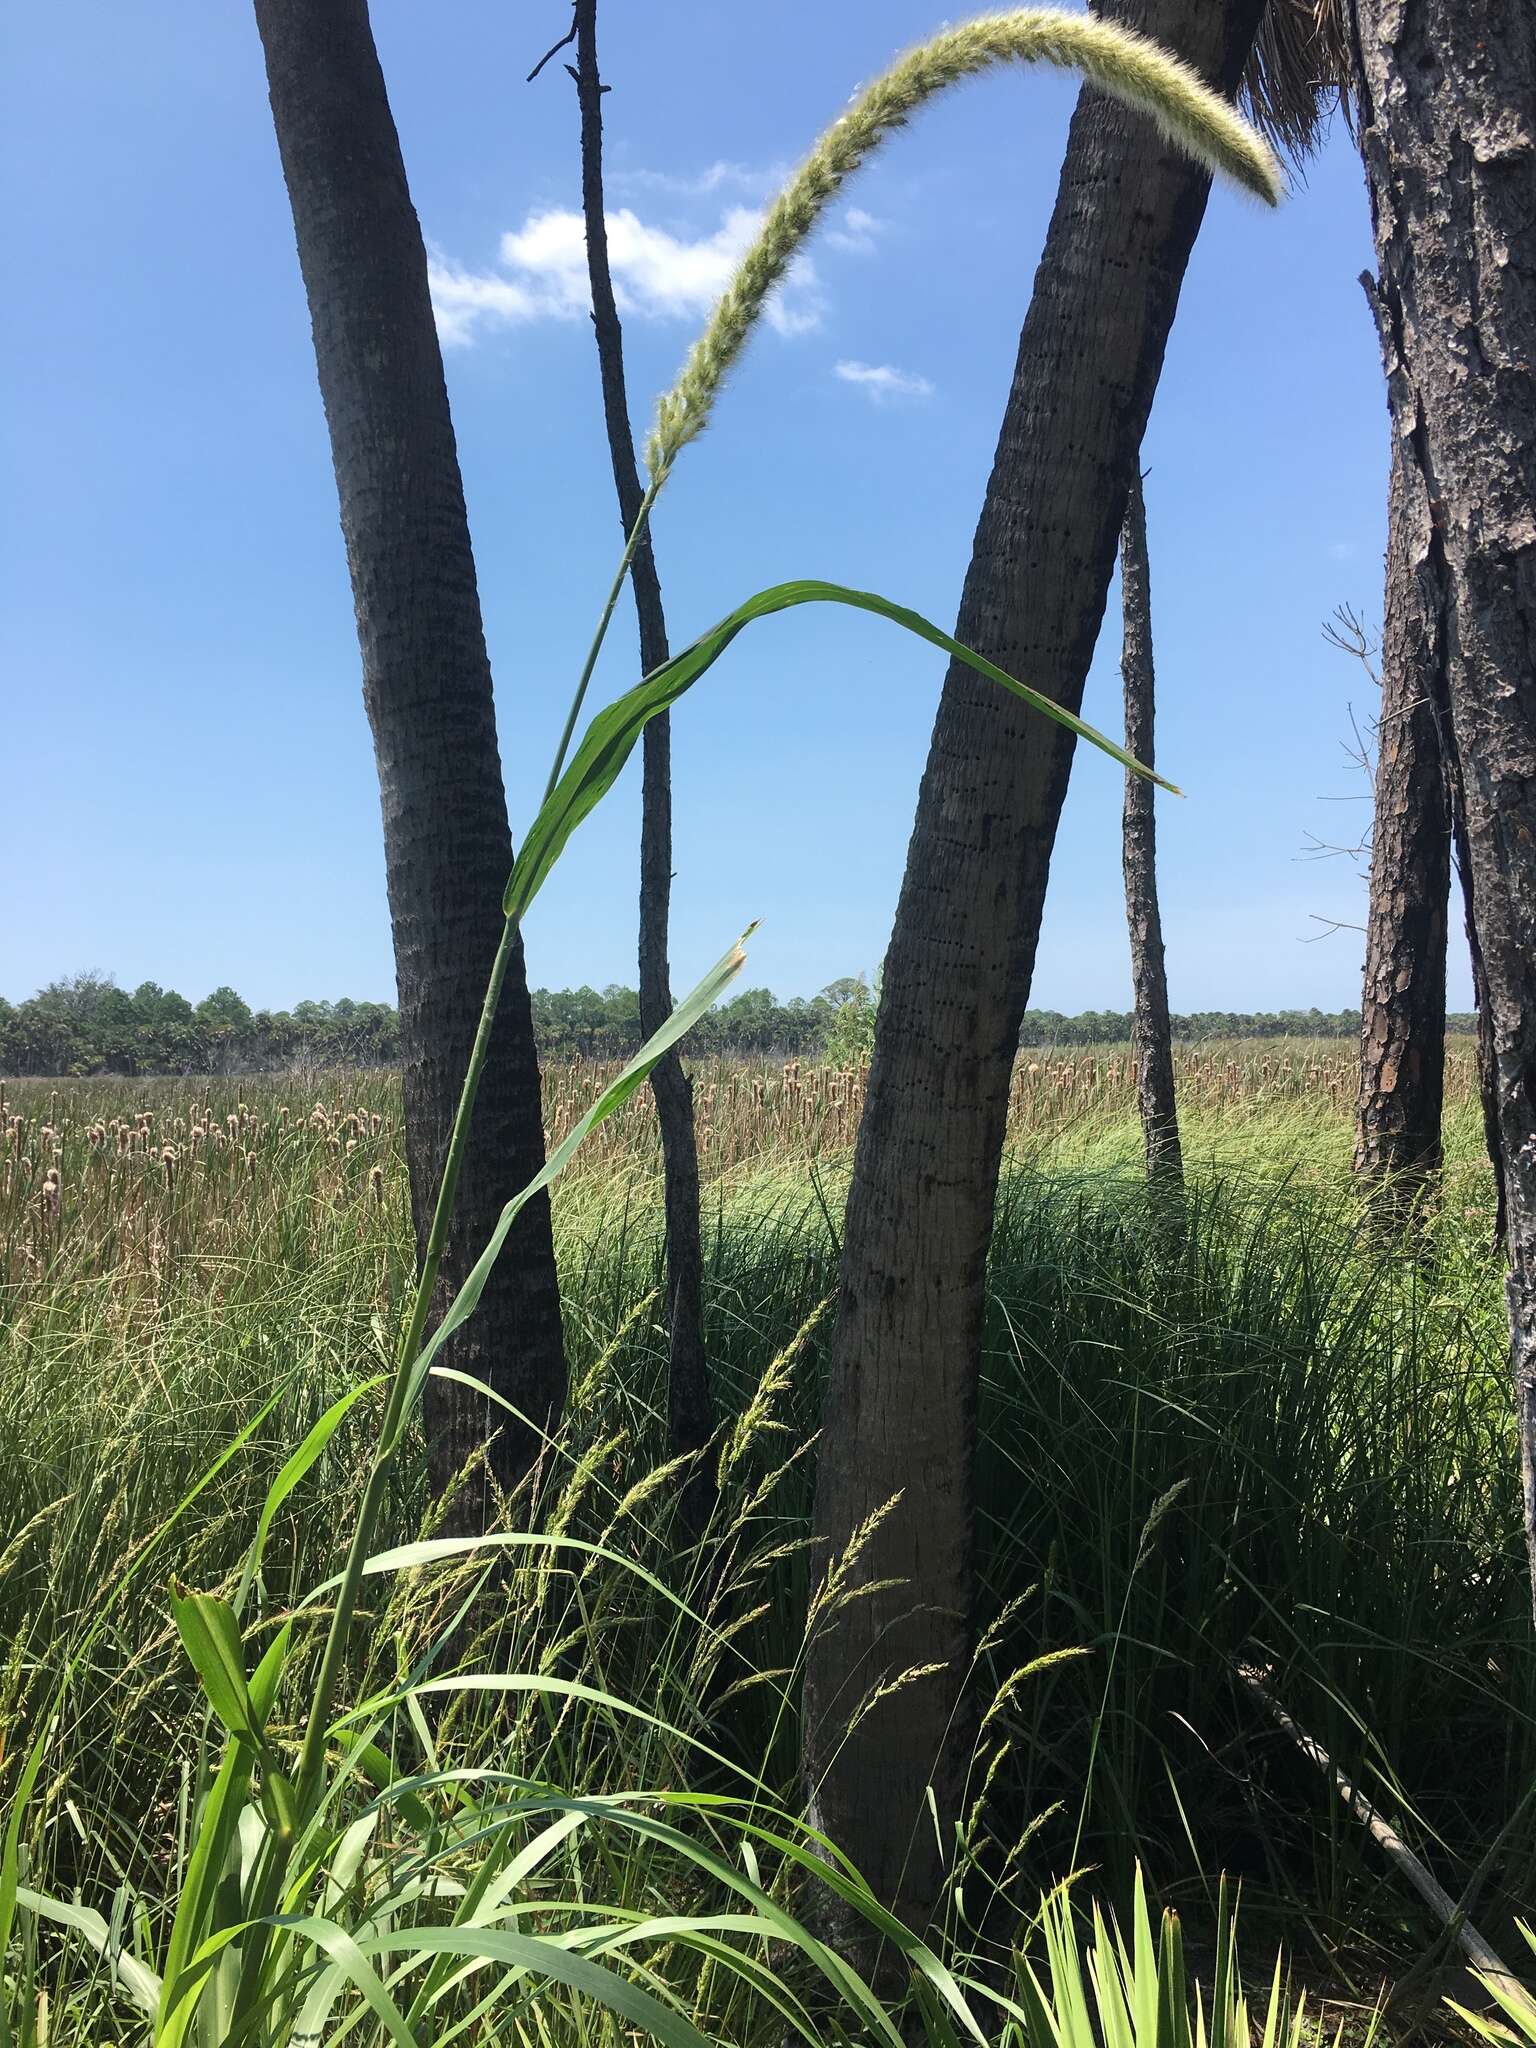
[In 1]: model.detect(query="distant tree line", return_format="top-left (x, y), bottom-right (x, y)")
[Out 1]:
top-left (0, 973), bottom-right (401, 1077)
top-left (1017, 1007), bottom-right (1479, 1046)
top-left (0, 971), bottom-right (1481, 1078)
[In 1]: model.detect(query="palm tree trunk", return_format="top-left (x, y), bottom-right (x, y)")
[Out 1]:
top-left (567, 0), bottom-right (712, 1488)
top-left (1349, 0), bottom-right (1536, 1611)
top-left (1120, 471), bottom-right (1183, 1192)
top-left (254, 0), bottom-right (566, 1522)
top-left (1351, 422), bottom-right (1451, 1218)
top-left (804, 0), bottom-right (1267, 1933)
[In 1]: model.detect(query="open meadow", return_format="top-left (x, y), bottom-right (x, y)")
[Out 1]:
top-left (10, 0), bottom-right (1536, 2036)
top-left (4, 1044), bottom-right (1527, 2041)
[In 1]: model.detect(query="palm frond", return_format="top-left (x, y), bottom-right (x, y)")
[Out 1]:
top-left (1241, 0), bottom-right (1353, 163)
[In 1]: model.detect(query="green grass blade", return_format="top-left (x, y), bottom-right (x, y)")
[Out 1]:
top-left (400, 926), bottom-right (752, 1409)
top-left (0, 1381), bottom-right (292, 2000)
top-left (12, 1889), bottom-right (162, 2020)
top-left (158, 1741), bottom-right (247, 2047)
top-left (505, 579), bottom-right (1177, 922)
top-left (355, 1924), bottom-right (715, 2048)
top-left (234, 1376), bottom-right (385, 1617)
top-left (167, 1583), bottom-right (262, 1752)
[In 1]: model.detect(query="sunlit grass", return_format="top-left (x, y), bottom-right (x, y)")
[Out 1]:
top-left (1, 1049), bottom-right (1521, 2045)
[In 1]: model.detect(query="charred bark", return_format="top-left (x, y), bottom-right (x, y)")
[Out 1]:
top-left (1120, 471), bottom-right (1184, 1192)
top-left (1350, 0), bottom-right (1536, 1609)
top-left (1351, 419), bottom-right (1451, 1216)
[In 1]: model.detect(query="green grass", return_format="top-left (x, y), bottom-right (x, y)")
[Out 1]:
top-left (0, 1068), bottom-right (1523, 2043)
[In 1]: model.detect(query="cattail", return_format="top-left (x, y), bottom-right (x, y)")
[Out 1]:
top-left (162, 1145), bottom-right (176, 1190)
top-left (369, 1163), bottom-right (384, 1207)
top-left (645, 9), bottom-right (1279, 481)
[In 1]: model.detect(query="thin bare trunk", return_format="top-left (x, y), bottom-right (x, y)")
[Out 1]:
top-left (1119, 471), bottom-right (1183, 1191)
top-left (805, 0), bottom-right (1266, 1933)
top-left (1349, 0), bottom-right (1536, 1611)
top-left (254, 0), bottom-right (567, 1526)
top-left (567, 0), bottom-right (711, 1487)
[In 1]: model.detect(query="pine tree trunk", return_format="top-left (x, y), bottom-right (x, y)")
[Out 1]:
top-left (255, 0), bottom-right (566, 1519)
top-left (1351, 418), bottom-right (1450, 1215)
top-left (1119, 471), bottom-right (1183, 1191)
top-left (1453, 802), bottom-right (1509, 1249)
top-left (804, 0), bottom-right (1266, 1933)
top-left (1349, 0), bottom-right (1536, 1611)
top-left (568, 0), bottom-right (712, 1487)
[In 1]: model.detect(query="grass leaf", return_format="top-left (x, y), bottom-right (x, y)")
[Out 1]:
top-left (506, 580), bottom-right (1176, 923)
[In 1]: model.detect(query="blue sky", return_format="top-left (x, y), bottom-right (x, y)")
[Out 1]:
top-left (2, 0), bottom-right (1465, 1014)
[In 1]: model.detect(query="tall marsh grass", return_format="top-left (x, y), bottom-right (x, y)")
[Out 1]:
top-left (1, 1065), bottom-right (1521, 2039)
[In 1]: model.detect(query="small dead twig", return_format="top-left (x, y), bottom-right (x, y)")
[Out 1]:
top-left (1236, 1661), bottom-right (1524, 2003)
top-left (526, 5), bottom-right (577, 82)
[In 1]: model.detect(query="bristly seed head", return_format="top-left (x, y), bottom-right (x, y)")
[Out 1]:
top-left (645, 8), bottom-right (1281, 484)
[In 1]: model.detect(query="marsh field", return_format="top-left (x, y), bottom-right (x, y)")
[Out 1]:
top-left (13, 0), bottom-right (1536, 2020)
top-left (3, 1041), bottom-right (1525, 2042)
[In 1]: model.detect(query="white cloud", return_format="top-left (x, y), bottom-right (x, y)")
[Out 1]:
top-left (609, 160), bottom-right (779, 199)
top-left (833, 359), bottom-right (934, 403)
top-left (427, 260), bottom-right (544, 348)
top-left (430, 203), bottom-right (823, 347)
top-left (824, 206), bottom-right (887, 254)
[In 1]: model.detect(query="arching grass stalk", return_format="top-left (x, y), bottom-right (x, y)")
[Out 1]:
top-left (543, 474), bottom-right (662, 797)
top-left (548, 5), bottom-right (1280, 793)
top-left (646, 6), bottom-right (1281, 481)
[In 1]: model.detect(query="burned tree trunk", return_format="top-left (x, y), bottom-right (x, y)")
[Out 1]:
top-left (1351, 428), bottom-right (1451, 1216)
top-left (1350, 0), bottom-right (1536, 1611)
top-left (567, 0), bottom-right (712, 1483)
top-left (1119, 471), bottom-right (1184, 1192)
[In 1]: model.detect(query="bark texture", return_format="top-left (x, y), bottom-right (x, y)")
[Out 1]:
top-left (255, 0), bottom-right (566, 1516)
top-left (1119, 471), bottom-right (1184, 1190)
top-left (1350, 0), bottom-right (1536, 1608)
top-left (1351, 425), bottom-right (1451, 1209)
top-left (569, 0), bottom-right (711, 1481)
top-left (804, 0), bottom-right (1266, 1933)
